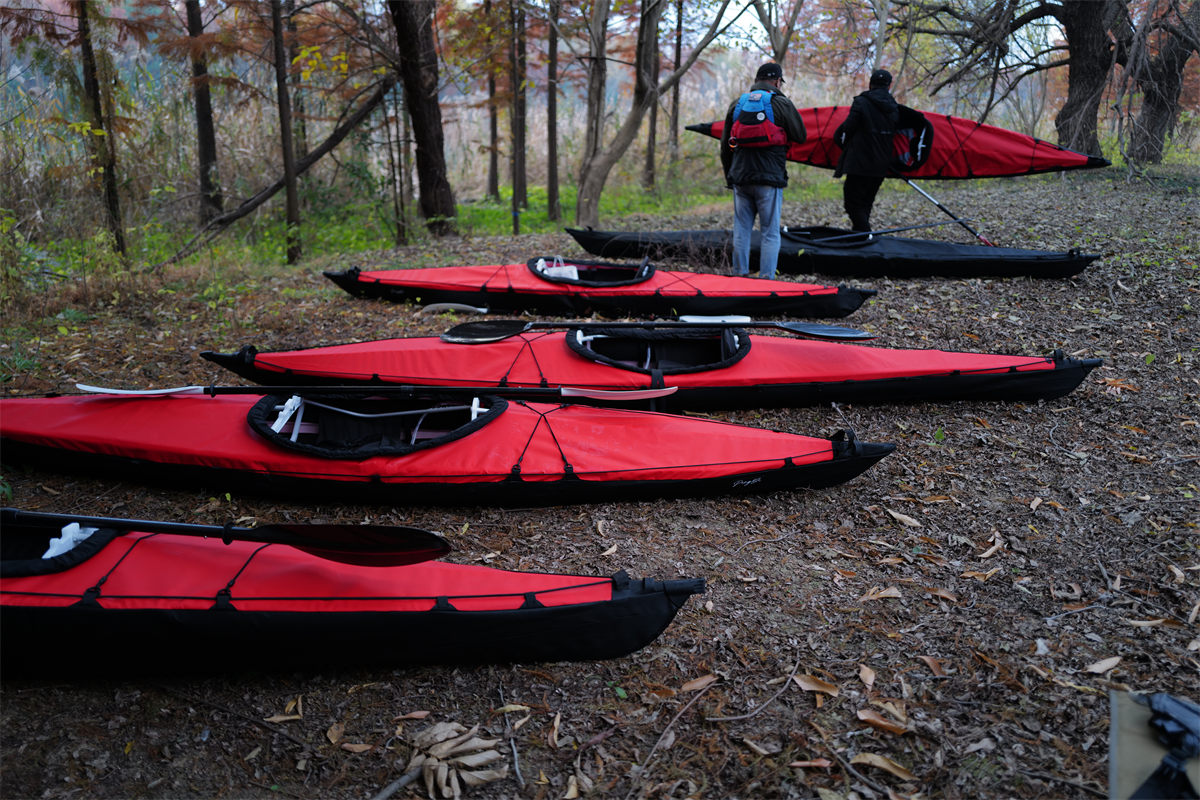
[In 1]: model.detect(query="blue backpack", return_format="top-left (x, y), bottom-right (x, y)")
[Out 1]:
top-left (730, 91), bottom-right (788, 148)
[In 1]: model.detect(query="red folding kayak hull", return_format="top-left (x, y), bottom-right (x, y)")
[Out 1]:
top-left (0, 393), bottom-right (892, 505)
top-left (202, 329), bottom-right (1101, 410)
top-left (1, 517), bottom-right (704, 674)
top-left (689, 105), bottom-right (1110, 179)
top-left (323, 258), bottom-right (874, 318)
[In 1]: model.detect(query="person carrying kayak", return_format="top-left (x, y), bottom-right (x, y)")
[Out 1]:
top-left (720, 61), bottom-right (806, 279)
top-left (834, 68), bottom-right (899, 233)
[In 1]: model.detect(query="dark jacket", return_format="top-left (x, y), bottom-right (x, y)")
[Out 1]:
top-left (834, 87), bottom-right (899, 177)
top-left (720, 81), bottom-right (806, 188)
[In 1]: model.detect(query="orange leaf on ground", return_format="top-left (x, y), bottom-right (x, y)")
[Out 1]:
top-left (793, 674), bottom-right (840, 696)
top-left (857, 708), bottom-right (908, 735)
top-left (917, 655), bottom-right (947, 676)
top-left (850, 752), bottom-right (918, 781)
top-left (681, 674), bottom-right (717, 692)
top-left (859, 586), bottom-right (903, 602)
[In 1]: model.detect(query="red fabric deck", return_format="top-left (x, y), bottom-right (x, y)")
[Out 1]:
top-left (0, 394), bottom-right (834, 484)
top-left (347, 263), bottom-right (841, 299)
top-left (240, 331), bottom-right (1056, 392)
top-left (2, 532), bottom-right (612, 612)
top-left (698, 107), bottom-right (1105, 179)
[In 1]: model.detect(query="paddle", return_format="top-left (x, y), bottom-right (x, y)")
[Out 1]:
top-left (74, 383), bottom-right (678, 402)
top-left (1, 508), bottom-right (450, 568)
top-left (902, 178), bottom-right (996, 246)
top-left (808, 219), bottom-right (972, 243)
top-left (440, 317), bottom-right (874, 345)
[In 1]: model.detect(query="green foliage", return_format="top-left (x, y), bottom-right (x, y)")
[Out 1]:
top-left (0, 342), bottom-right (39, 383)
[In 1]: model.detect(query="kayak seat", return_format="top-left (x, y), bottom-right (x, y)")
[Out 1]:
top-left (571, 328), bottom-right (747, 374)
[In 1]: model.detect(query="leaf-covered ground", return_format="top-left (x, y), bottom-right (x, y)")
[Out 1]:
top-left (2, 171), bottom-right (1197, 800)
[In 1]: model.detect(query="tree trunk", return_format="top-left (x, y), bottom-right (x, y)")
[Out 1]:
top-left (485, 0), bottom-right (500, 201)
top-left (576, 0), bottom-right (612, 227)
top-left (387, 0), bottom-right (457, 236)
top-left (751, 0), bottom-right (806, 64)
top-left (669, 0), bottom-right (682, 161)
top-left (642, 33), bottom-right (660, 189)
top-left (384, 85), bottom-right (407, 245)
top-left (1055, 0), bottom-right (1123, 155)
top-left (185, 0), bottom-right (223, 224)
top-left (575, 0), bottom-right (731, 228)
top-left (270, 0), bottom-right (301, 264)
top-left (284, 0), bottom-right (308, 161)
top-left (1129, 0), bottom-right (1200, 163)
top-left (77, 0), bottom-right (126, 257)
top-left (547, 0), bottom-right (561, 220)
top-left (509, 0), bottom-right (527, 211)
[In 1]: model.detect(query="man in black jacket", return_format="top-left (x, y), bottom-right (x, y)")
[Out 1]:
top-left (720, 62), bottom-right (806, 278)
top-left (834, 69), bottom-right (899, 233)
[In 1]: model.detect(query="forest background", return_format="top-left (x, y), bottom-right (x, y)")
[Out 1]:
top-left (0, 0), bottom-right (1198, 296)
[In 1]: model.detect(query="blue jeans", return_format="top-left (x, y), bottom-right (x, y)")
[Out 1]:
top-left (732, 184), bottom-right (782, 279)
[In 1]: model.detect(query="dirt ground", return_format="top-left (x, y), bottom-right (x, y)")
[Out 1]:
top-left (1, 171), bottom-right (1197, 800)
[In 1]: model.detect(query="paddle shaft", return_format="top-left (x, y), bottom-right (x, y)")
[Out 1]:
top-left (814, 219), bottom-right (968, 242)
top-left (902, 178), bottom-right (996, 246)
top-left (441, 319), bottom-right (873, 344)
top-left (75, 382), bottom-right (677, 401)
top-left (1, 508), bottom-right (450, 567)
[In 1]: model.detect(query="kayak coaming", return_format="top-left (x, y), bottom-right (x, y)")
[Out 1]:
top-left (565, 226), bottom-right (1100, 279)
top-left (201, 329), bottom-right (1102, 411)
top-left (1, 523), bottom-right (704, 672)
top-left (323, 259), bottom-right (875, 318)
top-left (0, 393), bottom-right (893, 505)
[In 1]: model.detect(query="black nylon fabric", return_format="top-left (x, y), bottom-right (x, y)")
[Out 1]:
top-left (565, 327), bottom-right (751, 375)
top-left (525, 257), bottom-right (654, 287)
top-left (247, 394), bottom-right (507, 460)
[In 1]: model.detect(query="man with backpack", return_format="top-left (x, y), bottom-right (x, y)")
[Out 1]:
top-left (720, 62), bottom-right (806, 279)
top-left (834, 69), bottom-right (900, 233)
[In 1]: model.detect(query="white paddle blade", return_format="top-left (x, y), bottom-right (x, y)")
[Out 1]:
top-left (560, 386), bottom-right (678, 401)
top-left (75, 383), bottom-right (206, 396)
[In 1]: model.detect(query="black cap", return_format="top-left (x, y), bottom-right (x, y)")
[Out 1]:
top-left (869, 69), bottom-right (892, 87)
top-left (755, 62), bottom-right (784, 82)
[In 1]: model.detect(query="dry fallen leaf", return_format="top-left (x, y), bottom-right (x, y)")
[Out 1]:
top-left (1085, 656), bottom-right (1122, 674)
top-left (493, 705), bottom-right (530, 715)
top-left (682, 674), bottom-right (717, 692)
top-left (886, 509), bottom-right (922, 528)
top-left (859, 586), bottom-right (903, 602)
top-left (924, 587), bottom-right (958, 603)
top-left (326, 722), bottom-right (345, 744)
top-left (341, 742), bottom-right (373, 754)
top-left (917, 655), bottom-right (947, 677)
top-left (961, 568), bottom-right (1001, 582)
top-left (857, 708), bottom-right (908, 735)
top-left (263, 714), bottom-right (303, 723)
top-left (547, 712), bottom-right (561, 749)
top-left (395, 710), bottom-right (432, 721)
top-left (793, 674), bottom-right (839, 697)
top-left (599, 543), bottom-right (618, 556)
top-left (850, 752), bottom-right (918, 781)
top-left (859, 664), bottom-right (876, 690)
top-left (790, 758), bottom-right (834, 769)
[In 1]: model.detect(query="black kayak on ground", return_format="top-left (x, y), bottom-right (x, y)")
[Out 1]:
top-left (566, 226), bottom-right (1100, 279)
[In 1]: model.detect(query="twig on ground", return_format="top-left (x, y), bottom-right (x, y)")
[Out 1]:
top-left (369, 767), bottom-right (422, 800)
top-left (154, 685), bottom-right (308, 748)
top-left (1017, 768), bottom-right (1105, 798)
top-left (705, 658), bottom-right (802, 722)
top-left (807, 720), bottom-right (889, 795)
top-left (622, 685), bottom-right (713, 800)
top-left (498, 681), bottom-right (525, 788)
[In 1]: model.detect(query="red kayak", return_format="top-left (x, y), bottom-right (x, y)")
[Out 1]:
top-left (0, 390), bottom-right (892, 505)
top-left (688, 105), bottom-right (1109, 179)
top-left (1, 509), bottom-right (704, 674)
top-left (323, 257), bottom-right (874, 318)
top-left (202, 326), bottom-right (1101, 410)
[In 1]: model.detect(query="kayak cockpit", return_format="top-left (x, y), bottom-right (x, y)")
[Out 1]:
top-left (247, 394), bottom-right (506, 458)
top-left (565, 326), bottom-right (751, 375)
top-left (527, 256), bottom-right (655, 287)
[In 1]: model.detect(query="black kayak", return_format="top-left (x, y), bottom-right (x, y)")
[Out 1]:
top-left (566, 226), bottom-right (1100, 279)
